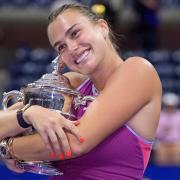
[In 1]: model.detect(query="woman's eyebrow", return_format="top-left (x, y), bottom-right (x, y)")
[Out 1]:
top-left (53, 24), bottom-right (79, 48)
top-left (65, 23), bottom-right (79, 36)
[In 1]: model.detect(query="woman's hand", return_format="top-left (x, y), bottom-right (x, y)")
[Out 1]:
top-left (24, 105), bottom-right (82, 155)
top-left (3, 159), bottom-right (25, 173)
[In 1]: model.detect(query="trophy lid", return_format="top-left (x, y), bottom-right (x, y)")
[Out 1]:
top-left (28, 73), bottom-right (71, 88)
top-left (28, 55), bottom-right (71, 88)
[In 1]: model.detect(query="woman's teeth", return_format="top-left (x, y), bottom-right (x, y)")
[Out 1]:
top-left (75, 50), bottom-right (89, 64)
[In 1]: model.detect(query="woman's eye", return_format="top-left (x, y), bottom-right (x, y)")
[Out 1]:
top-left (71, 30), bottom-right (80, 38)
top-left (58, 44), bottom-right (66, 53)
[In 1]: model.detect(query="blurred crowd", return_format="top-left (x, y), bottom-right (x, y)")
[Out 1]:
top-left (154, 92), bottom-right (180, 165)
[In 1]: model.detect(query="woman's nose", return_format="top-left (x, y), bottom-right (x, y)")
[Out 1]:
top-left (67, 40), bottom-right (78, 52)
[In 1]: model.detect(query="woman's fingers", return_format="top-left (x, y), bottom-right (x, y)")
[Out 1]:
top-left (48, 127), bottom-right (71, 156)
top-left (48, 129), bottom-right (61, 154)
top-left (47, 127), bottom-right (72, 158)
top-left (63, 120), bottom-right (84, 143)
top-left (55, 127), bottom-right (71, 157)
top-left (39, 130), bottom-right (53, 152)
top-left (27, 106), bottom-right (83, 158)
top-left (73, 120), bottom-right (80, 126)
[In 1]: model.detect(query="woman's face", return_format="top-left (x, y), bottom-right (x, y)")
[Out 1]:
top-left (47, 9), bottom-right (109, 75)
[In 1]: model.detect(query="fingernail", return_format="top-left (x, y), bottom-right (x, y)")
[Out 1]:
top-left (59, 153), bottom-right (65, 160)
top-left (66, 150), bottom-right (72, 157)
top-left (74, 120), bottom-right (80, 125)
top-left (50, 152), bottom-right (55, 158)
top-left (79, 137), bottom-right (85, 143)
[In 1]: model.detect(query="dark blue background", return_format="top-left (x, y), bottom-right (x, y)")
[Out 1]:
top-left (1, 162), bottom-right (180, 180)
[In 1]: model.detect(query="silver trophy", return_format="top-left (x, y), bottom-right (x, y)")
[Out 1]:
top-left (2, 56), bottom-right (95, 176)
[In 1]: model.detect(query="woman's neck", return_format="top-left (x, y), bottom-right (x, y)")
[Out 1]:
top-left (90, 52), bottom-right (123, 92)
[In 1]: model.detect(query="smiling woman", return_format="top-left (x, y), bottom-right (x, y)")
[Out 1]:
top-left (0, 2), bottom-right (162, 180)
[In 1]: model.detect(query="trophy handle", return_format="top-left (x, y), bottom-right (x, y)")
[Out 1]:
top-left (15, 160), bottom-right (63, 176)
top-left (2, 90), bottom-right (24, 111)
top-left (74, 95), bottom-right (95, 109)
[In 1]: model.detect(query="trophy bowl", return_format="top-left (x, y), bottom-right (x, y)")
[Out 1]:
top-left (2, 58), bottom-right (95, 176)
top-left (2, 73), bottom-right (79, 119)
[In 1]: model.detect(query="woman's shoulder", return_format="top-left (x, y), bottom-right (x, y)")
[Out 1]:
top-left (105, 56), bottom-right (162, 97)
top-left (124, 56), bottom-right (155, 70)
top-left (109, 56), bottom-right (159, 80)
top-left (125, 56), bottom-right (161, 84)
top-left (63, 71), bottom-right (88, 89)
top-left (115, 56), bottom-right (160, 82)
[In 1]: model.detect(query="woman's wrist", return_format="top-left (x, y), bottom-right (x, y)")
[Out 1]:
top-left (23, 105), bottom-right (42, 125)
top-left (23, 105), bottom-right (35, 125)
top-left (16, 104), bottom-right (32, 128)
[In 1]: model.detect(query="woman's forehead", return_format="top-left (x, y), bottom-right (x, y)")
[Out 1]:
top-left (48, 10), bottom-right (94, 36)
top-left (55, 9), bottom-right (90, 26)
top-left (47, 9), bottom-right (93, 46)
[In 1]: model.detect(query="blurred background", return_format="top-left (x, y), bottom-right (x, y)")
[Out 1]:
top-left (0, 0), bottom-right (180, 179)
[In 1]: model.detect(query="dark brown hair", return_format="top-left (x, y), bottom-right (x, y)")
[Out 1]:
top-left (48, 3), bottom-right (119, 51)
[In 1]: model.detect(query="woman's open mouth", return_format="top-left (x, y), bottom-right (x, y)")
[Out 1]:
top-left (74, 48), bottom-right (91, 65)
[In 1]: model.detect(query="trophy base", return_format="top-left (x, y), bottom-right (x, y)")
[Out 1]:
top-left (15, 160), bottom-right (63, 176)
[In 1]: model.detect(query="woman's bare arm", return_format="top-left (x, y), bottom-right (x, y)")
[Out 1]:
top-left (12, 132), bottom-right (83, 161)
top-left (0, 109), bottom-right (29, 140)
top-left (68, 58), bottom-right (162, 155)
top-left (11, 58), bottom-right (161, 161)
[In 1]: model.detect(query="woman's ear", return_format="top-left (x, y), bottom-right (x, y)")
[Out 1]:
top-left (97, 19), bottom-right (109, 38)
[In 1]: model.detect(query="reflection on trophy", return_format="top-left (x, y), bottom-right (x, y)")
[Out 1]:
top-left (1, 56), bottom-right (95, 176)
